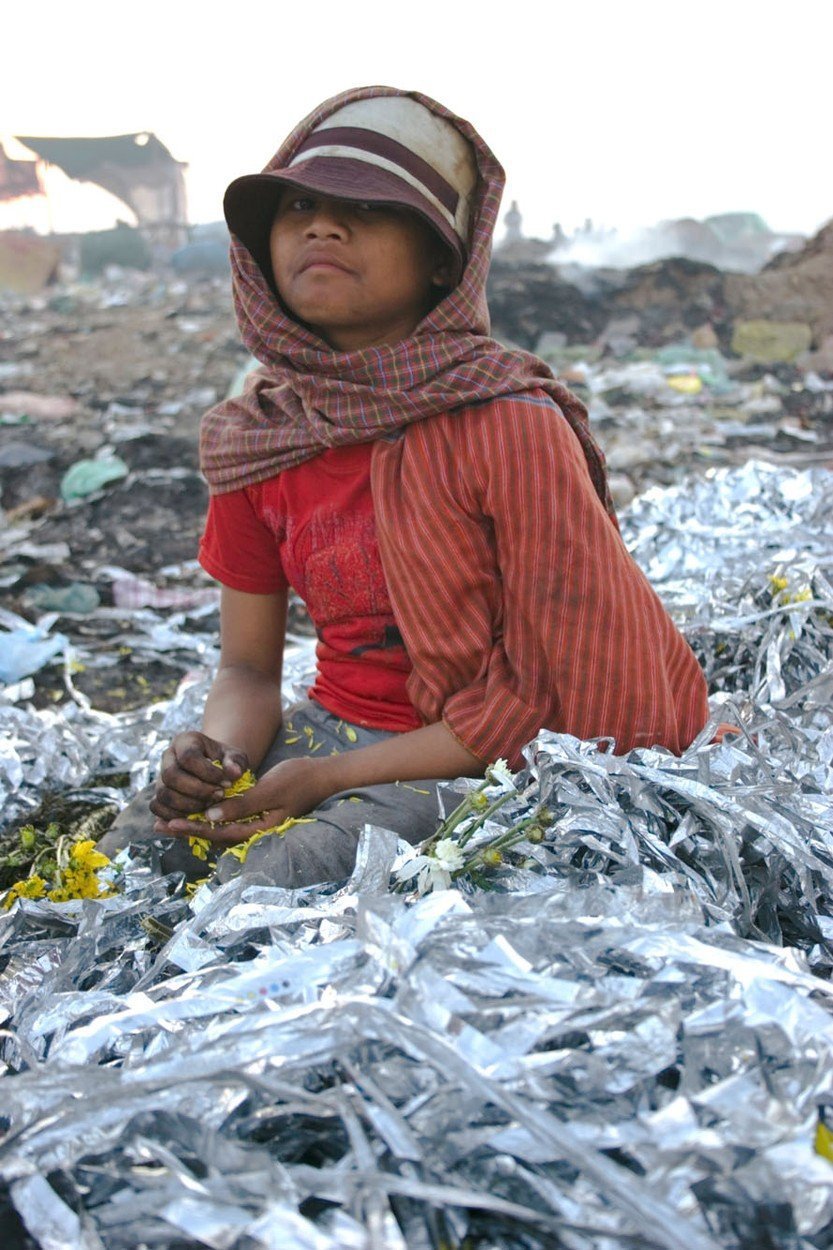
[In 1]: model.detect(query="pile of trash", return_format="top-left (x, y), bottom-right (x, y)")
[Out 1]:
top-left (490, 215), bottom-right (833, 367)
top-left (1, 460), bottom-right (832, 1249)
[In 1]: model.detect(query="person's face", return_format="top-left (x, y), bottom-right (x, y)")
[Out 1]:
top-left (268, 190), bottom-right (452, 351)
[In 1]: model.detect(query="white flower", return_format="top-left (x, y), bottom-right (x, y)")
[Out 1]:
top-left (393, 849), bottom-right (446, 894)
top-left (486, 758), bottom-right (516, 792)
top-left (417, 861), bottom-right (452, 893)
top-left (432, 838), bottom-right (465, 872)
top-left (393, 840), bottom-right (465, 894)
top-left (392, 848), bottom-right (430, 883)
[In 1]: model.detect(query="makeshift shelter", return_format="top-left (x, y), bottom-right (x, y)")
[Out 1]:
top-left (15, 132), bottom-right (188, 251)
top-left (0, 141), bottom-right (41, 202)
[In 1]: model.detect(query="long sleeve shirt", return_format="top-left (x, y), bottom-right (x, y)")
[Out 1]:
top-left (371, 390), bottom-right (708, 767)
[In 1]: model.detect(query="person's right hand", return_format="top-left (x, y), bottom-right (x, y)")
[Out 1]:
top-left (149, 731), bottom-right (249, 825)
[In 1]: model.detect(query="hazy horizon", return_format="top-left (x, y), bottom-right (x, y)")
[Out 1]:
top-left (3, 0), bottom-right (830, 241)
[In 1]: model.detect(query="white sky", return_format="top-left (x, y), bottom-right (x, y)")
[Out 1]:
top-left (2, 0), bottom-right (831, 240)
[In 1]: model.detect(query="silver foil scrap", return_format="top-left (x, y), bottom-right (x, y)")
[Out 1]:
top-left (0, 461), bottom-right (831, 1248)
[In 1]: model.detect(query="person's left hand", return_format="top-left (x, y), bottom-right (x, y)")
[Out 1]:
top-left (158, 756), bottom-right (332, 845)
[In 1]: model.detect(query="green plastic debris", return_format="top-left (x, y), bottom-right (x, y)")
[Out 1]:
top-left (60, 456), bottom-right (128, 501)
top-left (654, 345), bottom-right (732, 394)
top-left (25, 583), bottom-right (101, 614)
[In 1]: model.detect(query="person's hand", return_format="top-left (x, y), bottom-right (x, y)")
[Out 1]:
top-left (164, 756), bottom-right (331, 845)
top-left (150, 731), bottom-right (249, 826)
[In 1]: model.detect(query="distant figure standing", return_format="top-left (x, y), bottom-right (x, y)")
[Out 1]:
top-left (504, 199), bottom-right (523, 243)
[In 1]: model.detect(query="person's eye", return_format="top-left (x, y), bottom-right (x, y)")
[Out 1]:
top-left (277, 194), bottom-right (315, 214)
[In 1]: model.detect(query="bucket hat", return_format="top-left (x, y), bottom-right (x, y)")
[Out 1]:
top-left (224, 95), bottom-right (478, 284)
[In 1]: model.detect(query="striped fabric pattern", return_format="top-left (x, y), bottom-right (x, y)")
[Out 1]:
top-left (199, 85), bottom-right (615, 521)
top-left (371, 394), bottom-right (709, 766)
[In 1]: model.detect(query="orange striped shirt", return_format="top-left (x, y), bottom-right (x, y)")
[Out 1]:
top-left (371, 390), bottom-right (709, 767)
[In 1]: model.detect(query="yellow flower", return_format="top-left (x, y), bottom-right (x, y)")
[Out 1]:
top-left (52, 866), bottom-right (110, 901)
top-left (221, 817), bottom-right (315, 864)
top-left (223, 770), bottom-right (258, 797)
top-left (2, 875), bottom-right (47, 909)
top-left (481, 848), bottom-right (503, 866)
top-left (3, 839), bottom-right (115, 908)
top-left (188, 769), bottom-right (257, 824)
top-left (816, 1116), bottom-right (833, 1163)
top-left (69, 840), bottom-right (110, 871)
top-left (770, 575), bottom-right (814, 607)
top-left (46, 885), bottom-right (73, 903)
top-left (188, 836), bottom-right (211, 861)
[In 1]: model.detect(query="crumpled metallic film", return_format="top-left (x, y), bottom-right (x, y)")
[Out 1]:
top-left (0, 633), bottom-right (318, 828)
top-left (1, 462), bottom-right (833, 1248)
top-left (623, 460), bottom-right (833, 718)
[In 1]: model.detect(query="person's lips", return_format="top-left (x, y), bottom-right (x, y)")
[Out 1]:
top-left (299, 250), bottom-right (354, 274)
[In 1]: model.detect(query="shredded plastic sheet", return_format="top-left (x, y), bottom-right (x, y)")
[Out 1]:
top-left (1, 460), bottom-right (832, 1249)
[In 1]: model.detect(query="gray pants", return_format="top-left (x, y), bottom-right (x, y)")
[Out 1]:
top-left (97, 701), bottom-right (448, 889)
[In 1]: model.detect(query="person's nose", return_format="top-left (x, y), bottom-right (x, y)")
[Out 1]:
top-left (304, 200), bottom-right (349, 239)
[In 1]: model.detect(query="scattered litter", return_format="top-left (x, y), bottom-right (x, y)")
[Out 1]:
top-left (23, 583), bottom-right (101, 614)
top-left (666, 372), bottom-right (703, 394)
top-left (0, 392), bottom-right (80, 421)
top-left (3, 495), bottom-right (54, 524)
top-left (110, 570), bottom-right (219, 611)
top-left (1, 539), bottom-right (71, 562)
top-left (0, 609), bottom-right (69, 684)
top-left (59, 453), bottom-right (128, 501)
top-left (655, 344), bottom-right (733, 394)
top-left (0, 441), bottom-right (53, 469)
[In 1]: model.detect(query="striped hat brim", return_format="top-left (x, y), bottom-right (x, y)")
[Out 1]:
top-left (224, 158), bottom-right (466, 284)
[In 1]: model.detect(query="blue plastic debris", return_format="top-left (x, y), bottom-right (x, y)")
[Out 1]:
top-left (0, 619), bottom-right (68, 684)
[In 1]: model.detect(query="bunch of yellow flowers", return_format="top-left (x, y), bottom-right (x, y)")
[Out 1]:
top-left (2, 839), bottom-right (115, 909)
top-left (187, 766), bottom-right (314, 867)
top-left (187, 766), bottom-right (258, 860)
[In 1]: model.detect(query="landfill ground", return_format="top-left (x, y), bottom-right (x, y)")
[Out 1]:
top-left (1, 243), bottom-right (833, 1248)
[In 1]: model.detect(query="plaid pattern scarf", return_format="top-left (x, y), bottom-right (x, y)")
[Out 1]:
top-left (200, 86), bottom-right (614, 519)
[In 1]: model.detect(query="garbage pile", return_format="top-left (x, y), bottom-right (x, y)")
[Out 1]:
top-left (1, 457), bottom-right (832, 1249)
top-left (0, 271), bottom-right (246, 713)
top-left (490, 215), bottom-right (833, 370)
top-left (568, 348), bottom-right (833, 507)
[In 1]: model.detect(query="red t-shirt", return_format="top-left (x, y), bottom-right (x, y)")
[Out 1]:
top-left (199, 441), bottom-right (422, 732)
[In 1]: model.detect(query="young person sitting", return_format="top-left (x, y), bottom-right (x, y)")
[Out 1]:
top-left (99, 86), bottom-right (708, 888)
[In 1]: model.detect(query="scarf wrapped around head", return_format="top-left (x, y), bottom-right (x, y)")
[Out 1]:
top-left (200, 85), bottom-right (614, 518)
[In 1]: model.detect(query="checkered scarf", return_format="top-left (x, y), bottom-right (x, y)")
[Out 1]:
top-left (200, 85), bottom-right (614, 518)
